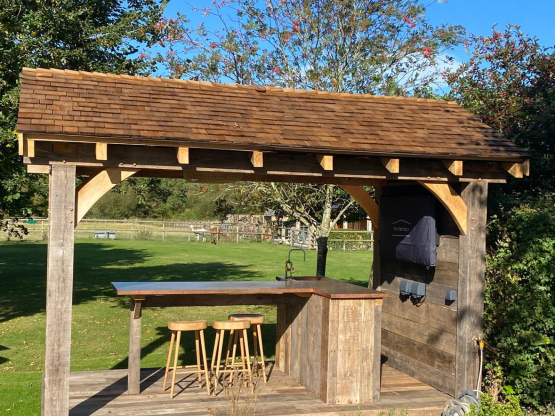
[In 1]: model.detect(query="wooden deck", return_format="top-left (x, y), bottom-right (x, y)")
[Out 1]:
top-left (68, 364), bottom-right (449, 415)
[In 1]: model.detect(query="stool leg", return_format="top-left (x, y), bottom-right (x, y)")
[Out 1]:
top-left (256, 324), bottom-right (267, 383)
top-left (211, 330), bottom-right (220, 375)
top-left (252, 326), bottom-right (259, 376)
top-left (224, 329), bottom-right (234, 369)
top-left (215, 329), bottom-right (225, 394)
top-left (238, 330), bottom-right (247, 386)
top-left (170, 330), bottom-right (182, 398)
top-left (228, 330), bottom-right (239, 385)
top-left (199, 329), bottom-right (211, 396)
top-left (194, 330), bottom-right (202, 388)
top-left (163, 330), bottom-right (176, 392)
top-left (242, 329), bottom-right (254, 393)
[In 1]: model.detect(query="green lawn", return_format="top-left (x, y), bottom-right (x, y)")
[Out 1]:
top-left (0, 240), bottom-right (372, 415)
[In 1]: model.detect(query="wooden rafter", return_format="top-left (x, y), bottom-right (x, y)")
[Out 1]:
top-left (418, 181), bottom-right (467, 235)
top-left (95, 143), bottom-right (108, 160)
top-left (501, 162), bottom-right (524, 178)
top-left (177, 147), bottom-right (189, 164)
top-left (316, 154), bottom-right (333, 170)
top-left (24, 142), bottom-right (513, 184)
top-left (75, 168), bottom-right (138, 224)
top-left (443, 160), bottom-right (463, 176)
top-left (251, 151), bottom-right (263, 168)
top-left (341, 185), bottom-right (379, 229)
top-left (522, 159), bottom-right (530, 176)
top-left (380, 158), bottom-right (399, 173)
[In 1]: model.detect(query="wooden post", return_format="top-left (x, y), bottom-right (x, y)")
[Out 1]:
top-left (456, 181), bottom-right (488, 396)
top-left (128, 297), bottom-right (143, 394)
top-left (42, 164), bottom-right (76, 416)
top-left (370, 186), bottom-right (381, 290)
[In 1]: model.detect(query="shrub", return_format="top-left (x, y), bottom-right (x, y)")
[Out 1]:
top-left (484, 195), bottom-right (555, 408)
top-left (469, 393), bottom-right (523, 416)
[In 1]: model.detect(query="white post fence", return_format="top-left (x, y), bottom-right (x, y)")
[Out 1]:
top-left (8, 218), bottom-right (374, 251)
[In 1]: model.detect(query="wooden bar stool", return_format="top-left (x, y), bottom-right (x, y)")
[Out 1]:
top-left (211, 320), bottom-right (253, 394)
top-left (162, 320), bottom-right (211, 398)
top-left (228, 314), bottom-right (267, 383)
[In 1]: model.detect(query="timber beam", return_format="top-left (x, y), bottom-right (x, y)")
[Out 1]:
top-left (501, 162), bottom-right (525, 178)
top-left (418, 181), bottom-right (468, 235)
top-left (341, 185), bottom-right (379, 229)
top-left (380, 158), bottom-right (399, 173)
top-left (316, 154), bottom-right (333, 171)
top-left (443, 160), bottom-right (463, 176)
top-left (23, 141), bottom-right (512, 184)
top-left (251, 151), bottom-right (263, 168)
top-left (75, 168), bottom-right (138, 224)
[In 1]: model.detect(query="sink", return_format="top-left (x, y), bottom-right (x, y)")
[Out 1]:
top-left (276, 276), bottom-right (324, 282)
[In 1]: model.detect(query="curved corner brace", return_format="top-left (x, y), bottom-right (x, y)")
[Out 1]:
top-left (418, 181), bottom-right (467, 235)
top-left (75, 168), bottom-right (139, 225)
top-left (340, 185), bottom-right (379, 229)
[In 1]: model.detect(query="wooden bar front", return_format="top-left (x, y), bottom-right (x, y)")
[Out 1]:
top-left (276, 295), bottom-right (383, 404)
top-left (112, 279), bottom-right (386, 405)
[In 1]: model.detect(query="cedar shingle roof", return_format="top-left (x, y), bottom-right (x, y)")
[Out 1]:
top-left (17, 67), bottom-right (528, 161)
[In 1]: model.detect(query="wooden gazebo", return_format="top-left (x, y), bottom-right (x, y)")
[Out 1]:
top-left (17, 68), bottom-right (528, 415)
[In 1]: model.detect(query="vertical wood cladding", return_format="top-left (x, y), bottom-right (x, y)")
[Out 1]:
top-left (377, 184), bottom-right (459, 395)
top-left (276, 296), bottom-right (382, 404)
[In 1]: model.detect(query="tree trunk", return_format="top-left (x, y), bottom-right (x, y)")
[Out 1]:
top-left (316, 236), bottom-right (329, 277)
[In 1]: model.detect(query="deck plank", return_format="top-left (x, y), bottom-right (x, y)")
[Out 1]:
top-left (69, 364), bottom-right (449, 416)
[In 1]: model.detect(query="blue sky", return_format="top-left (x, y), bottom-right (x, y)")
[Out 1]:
top-left (160, 0), bottom-right (554, 80)
top-left (165, 0), bottom-right (555, 49)
top-left (425, 0), bottom-right (555, 60)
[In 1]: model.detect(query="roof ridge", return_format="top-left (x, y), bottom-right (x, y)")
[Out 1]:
top-left (22, 67), bottom-right (458, 105)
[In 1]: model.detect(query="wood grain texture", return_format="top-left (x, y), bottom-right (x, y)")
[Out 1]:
top-left (443, 160), bottom-right (463, 176)
top-left (316, 154), bottom-right (333, 171)
top-left (456, 181), bottom-right (488, 396)
top-left (42, 164), bottom-right (76, 416)
top-left (380, 273), bottom-right (457, 309)
top-left (341, 185), bottom-right (379, 230)
top-left (382, 295), bottom-right (457, 335)
top-left (251, 151), bottom-right (263, 167)
top-left (17, 68), bottom-right (529, 162)
top-left (419, 181), bottom-right (468, 235)
top-left (502, 162), bottom-right (524, 178)
top-left (382, 312), bottom-right (456, 355)
top-left (26, 141), bottom-right (512, 183)
top-left (68, 366), bottom-right (450, 415)
top-left (95, 142), bottom-right (108, 160)
top-left (382, 346), bottom-right (456, 395)
top-left (380, 158), bottom-right (399, 173)
top-left (112, 279), bottom-right (387, 300)
top-left (128, 299), bottom-right (142, 395)
top-left (176, 147), bottom-right (189, 164)
top-left (75, 168), bottom-right (138, 224)
top-left (382, 330), bottom-right (455, 376)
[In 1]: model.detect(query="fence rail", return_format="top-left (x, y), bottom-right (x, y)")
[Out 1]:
top-left (7, 218), bottom-right (373, 251)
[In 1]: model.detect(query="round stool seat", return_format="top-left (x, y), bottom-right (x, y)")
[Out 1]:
top-left (168, 320), bottom-right (207, 331)
top-left (212, 320), bottom-right (251, 330)
top-left (228, 314), bottom-right (265, 325)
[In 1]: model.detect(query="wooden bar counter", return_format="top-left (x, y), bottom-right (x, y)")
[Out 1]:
top-left (112, 278), bottom-right (387, 405)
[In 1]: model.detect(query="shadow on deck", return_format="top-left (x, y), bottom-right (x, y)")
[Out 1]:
top-left (69, 364), bottom-right (449, 416)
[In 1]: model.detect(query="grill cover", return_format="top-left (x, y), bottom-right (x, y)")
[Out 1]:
top-left (380, 195), bottom-right (438, 266)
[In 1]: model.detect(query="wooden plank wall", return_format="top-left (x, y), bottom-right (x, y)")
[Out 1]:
top-left (276, 296), bottom-right (381, 404)
top-left (377, 184), bottom-right (459, 396)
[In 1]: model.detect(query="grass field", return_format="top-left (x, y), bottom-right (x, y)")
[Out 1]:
top-left (0, 240), bottom-right (372, 415)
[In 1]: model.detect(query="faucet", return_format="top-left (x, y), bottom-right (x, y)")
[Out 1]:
top-left (285, 248), bottom-right (306, 280)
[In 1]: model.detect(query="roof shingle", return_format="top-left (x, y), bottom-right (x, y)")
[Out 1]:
top-left (16, 67), bottom-right (528, 161)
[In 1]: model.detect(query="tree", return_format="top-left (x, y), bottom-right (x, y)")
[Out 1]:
top-left (446, 26), bottom-right (555, 408)
top-left (154, 0), bottom-right (465, 275)
top-left (0, 0), bottom-right (168, 234)
top-left (228, 182), bottom-right (367, 276)
top-left (446, 24), bottom-right (555, 203)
